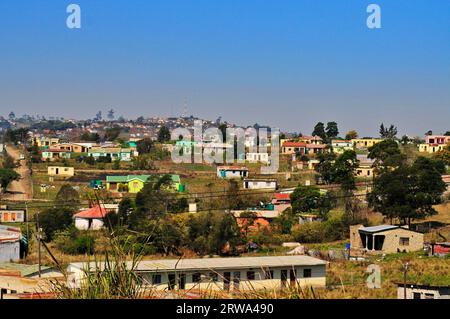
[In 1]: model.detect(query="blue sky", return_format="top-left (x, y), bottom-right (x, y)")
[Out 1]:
top-left (0, 0), bottom-right (449, 136)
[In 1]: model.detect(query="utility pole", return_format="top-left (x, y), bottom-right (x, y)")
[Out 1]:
top-left (36, 211), bottom-right (41, 278)
top-left (25, 202), bottom-right (29, 243)
top-left (403, 262), bottom-right (409, 299)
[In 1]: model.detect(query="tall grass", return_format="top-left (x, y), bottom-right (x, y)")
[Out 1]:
top-left (51, 235), bottom-right (151, 299)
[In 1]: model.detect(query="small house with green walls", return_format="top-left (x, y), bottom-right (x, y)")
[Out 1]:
top-left (88, 147), bottom-right (133, 162)
top-left (106, 174), bottom-right (184, 193)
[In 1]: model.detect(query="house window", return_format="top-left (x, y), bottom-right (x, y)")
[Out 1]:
top-left (152, 274), bottom-right (161, 284)
top-left (208, 272), bottom-right (218, 282)
top-left (265, 270), bottom-right (274, 280)
top-left (399, 237), bottom-right (410, 246)
top-left (192, 273), bottom-right (201, 283)
top-left (424, 293), bottom-right (434, 299)
top-left (303, 269), bottom-right (312, 278)
top-left (246, 271), bottom-right (255, 280)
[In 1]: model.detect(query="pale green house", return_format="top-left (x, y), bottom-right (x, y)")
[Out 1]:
top-left (106, 174), bottom-right (183, 193)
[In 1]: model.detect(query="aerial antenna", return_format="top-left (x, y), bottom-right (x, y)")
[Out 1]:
top-left (182, 98), bottom-right (188, 118)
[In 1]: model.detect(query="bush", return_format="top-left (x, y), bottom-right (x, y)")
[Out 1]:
top-left (292, 217), bottom-right (347, 243)
top-left (55, 230), bottom-right (96, 255)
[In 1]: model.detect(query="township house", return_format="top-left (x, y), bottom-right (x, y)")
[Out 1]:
top-left (0, 226), bottom-right (21, 263)
top-left (0, 210), bottom-right (26, 223)
top-left (243, 178), bottom-right (278, 190)
top-left (47, 166), bottom-right (74, 177)
top-left (331, 140), bottom-right (353, 153)
top-left (106, 174), bottom-right (183, 193)
top-left (34, 137), bottom-right (60, 148)
top-left (281, 142), bottom-right (327, 156)
top-left (351, 138), bottom-right (383, 149)
top-left (67, 255), bottom-right (327, 292)
top-left (0, 263), bottom-right (62, 299)
top-left (217, 166), bottom-right (249, 179)
top-left (397, 283), bottom-right (450, 299)
top-left (233, 210), bottom-right (279, 232)
top-left (355, 154), bottom-right (375, 178)
top-left (88, 147), bottom-right (133, 161)
top-left (419, 135), bottom-right (450, 153)
top-left (51, 142), bottom-right (93, 153)
top-left (350, 225), bottom-right (424, 255)
top-left (41, 149), bottom-right (72, 161)
top-left (246, 152), bottom-right (270, 163)
top-left (73, 206), bottom-right (118, 230)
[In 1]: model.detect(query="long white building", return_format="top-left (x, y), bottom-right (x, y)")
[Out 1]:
top-left (67, 255), bottom-right (327, 292)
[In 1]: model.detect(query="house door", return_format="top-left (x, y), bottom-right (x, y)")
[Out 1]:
top-left (168, 274), bottom-right (176, 290)
top-left (178, 274), bottom-right (186, 290)
top-left (281, 270), bottom-right (288, 288)
top-left (223, 272), bottom-right (231, 291)
top-left (233, 272), bottom-right (240, 291)
top-left (289, 269), bottom-right (297, 287)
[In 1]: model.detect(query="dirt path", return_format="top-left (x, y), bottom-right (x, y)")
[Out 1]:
top-left (3, 145), bottom-right (32, 201)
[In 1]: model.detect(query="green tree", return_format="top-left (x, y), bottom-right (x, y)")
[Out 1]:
top-left (136, 138), bottom-right (154, 154)
top-left (325, 121), bottom-right (339, 140)
top-left (315, 152), bottom-right (337, 184)
top-left (38, 208), bottom-right (74, 241)
top-left (345, 130), bottom-right (358, 140)
top-left (0, 168), bottom-right (20, 193)
top-left (368, 156), bottom-right (446, 226)
top-left (312, 122), bottom-right (327, 141)
top-left (379, 123), bottom-right (398, 139)
top-left (331, 150), bottom-right (359, 192)
top-left (104, 127), bottom-right (121, 141)
top-left (211, 213), bottom-right (242, 255)
top-left (368, 139), bottom-right (405, 173)
top-left (226, 180), bottom-right (245, 210)
top-left (55, 184), bottom-right (80, 211)
top-left (157, 126), bottom-right (171, 143)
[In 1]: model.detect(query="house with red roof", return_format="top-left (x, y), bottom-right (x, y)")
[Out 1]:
top-left (74, 206), bottom-right (113, 230)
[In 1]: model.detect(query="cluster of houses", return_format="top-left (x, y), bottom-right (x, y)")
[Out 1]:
top-left (34, 136), bottom-right (139, 162)
top-left (418, 135), bottom-right (450, 153)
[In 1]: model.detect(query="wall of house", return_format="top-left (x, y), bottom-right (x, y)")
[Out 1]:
top-left (47, 167), bottom-right (74, 177)
top-left (243, 181), bottom-right (277, 190)
top-left (397, 286), bottom-right (450, 299)
top-left (380, 229), bottom-right (423, 253)
top-left (74, 218), bottom-right (90, 231)
top-left (0, 241), bottom-right (20, 263)
top-left (68, 264), bottom-right (327, 291)
top-left (217, 170), bottom-right (248, 178)
top-left (128, 180), bottom-right (144, 193)
top-left (139, 265), bottom-right (326, 291)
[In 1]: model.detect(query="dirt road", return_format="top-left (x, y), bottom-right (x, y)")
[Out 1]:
top-left (2, 145), bottom-right (33, 201)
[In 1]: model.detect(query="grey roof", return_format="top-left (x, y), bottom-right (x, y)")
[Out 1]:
top-left (0, 262), bottom-right (52, 277)
top-left (359, 225), bottom-right (400, 233)
top-left (69, 255), bottom-right (326, 273)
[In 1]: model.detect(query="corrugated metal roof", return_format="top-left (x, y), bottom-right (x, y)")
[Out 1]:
top-left (359, 225), bottom-right (399, 233)
top-left (0, 263), bottom-right (51, 277)
top-left (69, 255), bottom-right (326, 273)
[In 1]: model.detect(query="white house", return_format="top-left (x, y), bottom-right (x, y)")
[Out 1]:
top-left (217, 166), bottom-right (249, 179)
top-left (67, 255), bottom-right (327, 292)
top-left (243, 178), bottom-right (278, 190)
top-left (74, 206), bottom-right (110, 230)
top-left (0, 226), bottom-right (21, 263)
top-left (246, 152), bottom-right (270, 164)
